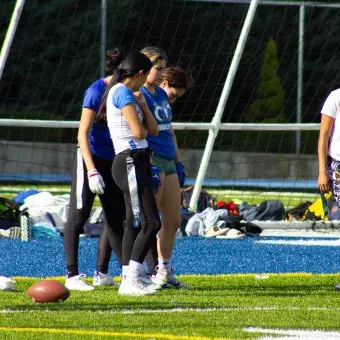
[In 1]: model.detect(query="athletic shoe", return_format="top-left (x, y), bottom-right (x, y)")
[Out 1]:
top-left (335, 283), bottom-right (340, 290)
top-left (118, 276), bottom-right (157, 296)
top-left (65, 274), bottom-right (94, 291)
top-left (93, 271), bottom-right (119, 287)
top-left (139, 266), bottom-right (154, 286)
top-left (153, 267), bottom-right (194, 290)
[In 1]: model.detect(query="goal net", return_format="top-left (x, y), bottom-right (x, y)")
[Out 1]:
top-left (1, 0), bottom-right (339, 219)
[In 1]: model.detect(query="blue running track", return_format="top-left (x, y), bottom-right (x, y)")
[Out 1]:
top-left (1, 236), bottom-right (340, 278)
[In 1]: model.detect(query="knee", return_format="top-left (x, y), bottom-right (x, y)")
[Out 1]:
top-left (163, 215), bottom-right (181, 230)
top-left (143, 218), bottom-right (161, 234)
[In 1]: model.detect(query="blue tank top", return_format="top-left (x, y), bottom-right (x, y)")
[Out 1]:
top-left (82, 78), bottom-right (115, 160)
top-left (141, 86), bottom-right (175, 160)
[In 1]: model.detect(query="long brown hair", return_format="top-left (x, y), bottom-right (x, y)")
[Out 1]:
top-left (162, 66), bottom-right (193, 90)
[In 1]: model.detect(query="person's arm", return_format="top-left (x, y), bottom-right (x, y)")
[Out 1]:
top-left (134, 91), bottom-right (159, 136)
top-left (171, 125), bottom-right (186, 187)
top-left (171, 125), bottom-right (181, 163)
top-left (77, 107), bottom-right (105, 194)
top-left (77, 108), bottom-right (96, 172)
top-left (318, 114), bottom-right (334, 192)
top-left (121, 103), bottom-right (148, 139)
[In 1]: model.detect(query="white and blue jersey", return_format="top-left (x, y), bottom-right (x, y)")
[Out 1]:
top-left (141, 86), bottom-right (175, 160)
top-left (83, 78), bottom-right (115, 160)
top-left (107, 83), bottom-right (148, 154)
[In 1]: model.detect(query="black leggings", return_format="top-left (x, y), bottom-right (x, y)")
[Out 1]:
top-left (64, 149), bottom-right (125, 276)
top-left (112, 148), bottom-right (161, 266)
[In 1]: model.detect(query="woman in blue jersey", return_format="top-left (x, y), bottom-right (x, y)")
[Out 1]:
top-left (64, 48), bottom-right (125, 291)
top-left (141, 47), bottom-right (192, 289)
top-left (97, 51), bottom-right (160, 296)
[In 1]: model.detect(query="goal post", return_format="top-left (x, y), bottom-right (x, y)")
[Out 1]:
top-left (0, 0), bottom-right (25, 80)
top-left (188, 0), bottom-right (260, 211)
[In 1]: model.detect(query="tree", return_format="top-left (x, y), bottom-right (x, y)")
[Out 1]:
top-left (246, 38), bottom-right (286, 123)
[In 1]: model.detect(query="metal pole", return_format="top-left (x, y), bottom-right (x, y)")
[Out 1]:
top-left (189, 0), bottom-right (260, 211)
top-left (100, 0), bottom-right (107, 77)
top-left (0, 0), bottom-right (25, 80)
top-left (296, 4), bottom-right (305, 155)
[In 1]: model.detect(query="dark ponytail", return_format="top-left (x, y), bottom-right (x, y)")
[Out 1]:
top-left (95, 51), bottom-right (152, 125)
top-left (105, 48), bottom-right (125, 74)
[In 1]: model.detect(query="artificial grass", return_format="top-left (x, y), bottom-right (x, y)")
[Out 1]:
top-left (0, 184), bottom-right (319, 209)
top-left (1, 274), bottom-right (340, 339)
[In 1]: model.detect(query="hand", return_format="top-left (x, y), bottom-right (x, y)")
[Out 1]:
top-left (176, 162), bottom-right (186, 188)
top-left (151, 165), bottom-right (161, 193)
top-left (318, 171), bottom-right (329, 192)
top-left (87, 168), bottom-right (105, 194)
top-left (133, 91), bottom-right (147, 107)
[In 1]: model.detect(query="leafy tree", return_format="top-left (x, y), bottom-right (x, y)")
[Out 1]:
top-left (246, 38), bottom-right (286, 123)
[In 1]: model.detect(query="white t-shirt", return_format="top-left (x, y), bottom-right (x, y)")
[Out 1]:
top-left (321, 89), bottom-right (340, 161)
top-left (107, 83), bottom-right (148, 154)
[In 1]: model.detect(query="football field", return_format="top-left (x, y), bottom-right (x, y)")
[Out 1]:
top-left (1, 274), bottom-right (340, 340)
top-left (1, 235), bottom-right (340, 339)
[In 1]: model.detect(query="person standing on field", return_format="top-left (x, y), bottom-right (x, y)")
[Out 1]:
top-left (97, 51), bottom-right (161, 296)
top-left (141, 47), bottom-right (193, 289)
top-left (64, 48), bottom-right (125, 291)
top-left (318, 88), bottom-right (340, 291)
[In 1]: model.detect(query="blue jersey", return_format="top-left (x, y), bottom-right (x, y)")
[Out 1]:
top-left (141, 86), bottom-right (175, 160)
top-left (82, 78), bottom-right (115, 160)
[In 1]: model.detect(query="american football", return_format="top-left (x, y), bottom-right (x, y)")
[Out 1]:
top-left (27, 280), bottom-right (70, 303)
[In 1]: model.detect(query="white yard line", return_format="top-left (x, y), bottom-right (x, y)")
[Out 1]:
top-left (256, 239), bottom-right (340, 246)
top-left (2, 306), bottom-right (340, 314)
top-left (245, 327), bottom-right (340, 339)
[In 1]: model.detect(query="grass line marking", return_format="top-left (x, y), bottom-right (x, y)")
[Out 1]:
top-left (245, 327), bottom-right (340, 339)
top-left (2, 306), bottom-right (340, 314)
top-left (0, 327), bottom-right (232, 340)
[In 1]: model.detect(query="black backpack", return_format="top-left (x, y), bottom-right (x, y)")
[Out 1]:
top-left (181, 186), bottom-right (215, 213)
top-left (0, 197), bottom-right (21, 230)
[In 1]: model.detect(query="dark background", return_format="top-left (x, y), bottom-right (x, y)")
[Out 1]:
top-left (1, 0), bottom-right (339, 154)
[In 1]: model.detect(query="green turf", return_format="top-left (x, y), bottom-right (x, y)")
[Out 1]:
top-left (0, 184), bottom-right (319, 209)
top-left (1, 274), bottom-right (340, 339)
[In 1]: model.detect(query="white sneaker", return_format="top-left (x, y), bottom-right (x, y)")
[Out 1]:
top-left (153, 267), bottom-right (194, 290)
top-left (93, 271), bottom-right (119, 287)
top-left (65, 274), bottom-right (94, 291)
top-left (139, 266), bottom-right (154, 285)
top-left (118, 276), bottom-right (157, 296)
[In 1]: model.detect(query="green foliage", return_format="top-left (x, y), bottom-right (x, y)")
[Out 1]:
top-left (1, 3), bottom-right (340, 154)
top-left (247, 38), bottom-right (285, 122)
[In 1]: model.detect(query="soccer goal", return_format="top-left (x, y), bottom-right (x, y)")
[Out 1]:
top-left (0, 0), bottom-right (339, 219)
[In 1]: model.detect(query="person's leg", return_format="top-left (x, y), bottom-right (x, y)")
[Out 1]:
top-left (154, 162), bottom-right (193, 289)
top-left (95, 226), bottom-right (112, 274)
top-left (112, 150), bottom-right (160, 295)
top-left (158, 173), bottom-right (181, 264)
top-left (64, 150), bottom-right (95, 290)
top-left (96, 156), bottom-right (125, 270)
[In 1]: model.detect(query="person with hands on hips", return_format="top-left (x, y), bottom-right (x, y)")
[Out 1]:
top-left (63, 48), bottom-right (125, 291)
top-left (141, 47), bottom-right (192, 289)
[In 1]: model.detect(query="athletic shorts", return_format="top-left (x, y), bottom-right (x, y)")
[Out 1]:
top-left (153, 154), bottom-right (176, 176)
top-left (327, 155), bottom-right (340, 206)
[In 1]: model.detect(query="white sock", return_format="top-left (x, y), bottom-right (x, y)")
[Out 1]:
top-left (158, 258), bottom-right (171, 272)
top-left (122, 265), bottom-right (129, 278)
top-left (127, 260), bottom-right (144, 278)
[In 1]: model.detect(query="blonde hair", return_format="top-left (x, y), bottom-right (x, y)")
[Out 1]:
top-left (140, 46), bottom-right (168, 65)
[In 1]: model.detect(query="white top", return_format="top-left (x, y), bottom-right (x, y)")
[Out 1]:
top-left (321, 89), bottom-right (340, 161)
top-left (106, 83), bottom-right (148, 154)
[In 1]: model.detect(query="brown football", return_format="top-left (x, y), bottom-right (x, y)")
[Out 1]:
top-left (27, 280), bottom-right (70, 303)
